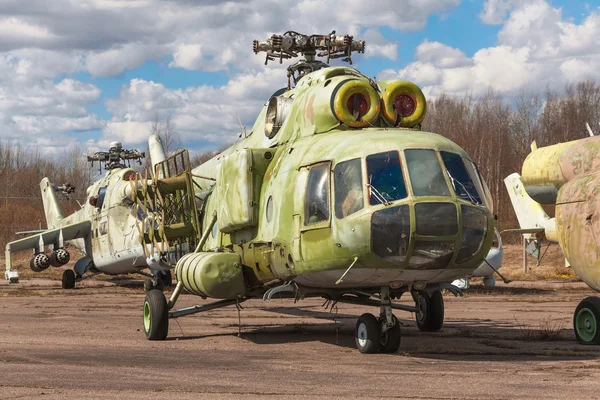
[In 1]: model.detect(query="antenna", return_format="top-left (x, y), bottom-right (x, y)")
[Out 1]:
top-left (237, 113), bottom-right (247, 138)
top-left (586, 122), bottom-right (595, 137)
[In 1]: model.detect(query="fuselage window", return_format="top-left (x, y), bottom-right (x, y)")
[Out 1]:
top-left (304, 163), bottom-right (330, 225)
top-left (405, 149), bottom-right (449, 197)
top-left (334, 158), bottom-right (364, 218)
top-left (96, 186), bottom-right (108, 210)
top-left (440, 152), bottom-right (482, 204)
top-left (366, 151), bottom-right (407, 205)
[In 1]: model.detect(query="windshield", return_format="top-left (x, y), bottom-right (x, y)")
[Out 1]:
top-left (366, 151), bottom-right (407, 205)
top-left (334, 158), bottom-right (364, 218)
top-left (440, 152), bottom-right (482, 204)
top-left (405, 149), bottom-right (449, 196)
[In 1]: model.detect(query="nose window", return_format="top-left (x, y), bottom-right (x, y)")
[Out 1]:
top-left (334, 158), bottom-right (364, 218)
top-left (440, 151), bottom-right (482, 204)
top-left (366, 151), bottom-right (407, 205)
top-left (415, 203), bottom-right (457, 236)
top-left (405, 149), bottom-right (449, 196)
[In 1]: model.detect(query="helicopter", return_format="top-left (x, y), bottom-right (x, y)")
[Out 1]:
top-left (4, 140), bottom-right (174, 291)
top-left (138, 31), bottom-right (497, 354)
top-left (505, 130), bottom-right (600, 345)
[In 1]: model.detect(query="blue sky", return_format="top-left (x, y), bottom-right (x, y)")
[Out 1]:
top-left (0, 0), bottom-right (599, 154)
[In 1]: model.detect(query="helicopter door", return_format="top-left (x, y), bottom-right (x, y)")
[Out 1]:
top-left (91, 186), bottom-right (112, 262)
top-left (295, 162), bottom-right (334, 262)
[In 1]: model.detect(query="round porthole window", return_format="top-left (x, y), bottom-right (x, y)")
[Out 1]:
top-left (266, 196), bottom-right (273, 222)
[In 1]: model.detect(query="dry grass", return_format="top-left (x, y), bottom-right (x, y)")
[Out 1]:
top-left (514, 316), bottom-right (569, 341)
top-left (498, 243), bottom-right (578, 282)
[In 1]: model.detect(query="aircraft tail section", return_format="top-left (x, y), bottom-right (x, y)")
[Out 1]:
top-left (40, 178), bottom-right (64, 230)
top-left (504, 173), bottom-right (557, 242)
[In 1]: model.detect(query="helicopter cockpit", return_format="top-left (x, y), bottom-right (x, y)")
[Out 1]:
top-left (303, 145), bottom-right (493, 272)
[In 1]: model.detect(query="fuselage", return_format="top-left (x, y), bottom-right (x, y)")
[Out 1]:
top-left (191, 67), bottom-right (495, 289)
top-left (521, 135), bottom-right (600, 291)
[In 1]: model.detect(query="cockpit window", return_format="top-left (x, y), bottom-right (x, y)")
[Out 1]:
top-left (366, 151), bottom-right (407, 205)
top-left (96, 186), bottom-right (108, 209)
top-left (304, 163), bottom-right (330, 225)
top-left (440, 152), bottom-right (482, 204)
top-left (405, 149), bottom-right (449, 196)
top-left (334, 158), bottom-right (364, 218)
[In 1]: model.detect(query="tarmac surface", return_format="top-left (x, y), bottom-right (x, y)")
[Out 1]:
top-left (2, 280), bottom-right (600, 399)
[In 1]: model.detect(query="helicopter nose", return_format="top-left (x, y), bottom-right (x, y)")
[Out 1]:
top-left (371, 202), bottom-right (489, 268)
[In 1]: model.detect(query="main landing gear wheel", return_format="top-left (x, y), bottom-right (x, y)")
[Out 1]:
top-left (355, 313), bottom-right (381, 354)
top-left (62, 269), bottom-right (75, 289)
top-left (415, 290), bottom-right (444, 332)
top-left (379, 315), bottom-right (401, 354)
top-left (143, 289), bottom-right (169, 340)
top-left (574, 296), bottom-right (600, 345)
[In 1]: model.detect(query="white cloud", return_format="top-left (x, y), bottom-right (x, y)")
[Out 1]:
top-left (98, 68), bottom-right (287, 149)
top-left (382, 2), bottom-right (600, 98)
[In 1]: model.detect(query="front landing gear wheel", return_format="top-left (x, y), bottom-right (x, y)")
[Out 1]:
top-left (415, 290), bottom-right (444, 332)
top-left (574, 296), bottom-right (600, 345)
top-left (62, 269), bottom-right (75, 289)
top-left (355, 313), bottom-right (380, 354)
top-left (379, 315), bottom-right (401, 353)
top-left (143, 290), bottom-right (169, 340)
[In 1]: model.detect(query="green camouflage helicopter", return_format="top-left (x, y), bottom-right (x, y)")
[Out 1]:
top-left (139, 31), bottom-right (496, 354)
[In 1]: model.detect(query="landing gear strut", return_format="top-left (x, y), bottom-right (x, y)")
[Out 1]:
top-left (354, 287), bottom-right (401, 354)
top-left (143, 270), bottom-right (172, 293)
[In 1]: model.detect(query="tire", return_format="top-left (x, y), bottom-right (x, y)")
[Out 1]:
top-left (355, 313), bottom-right (381, 354)
top-left (415, 290), bottom-right (444, 332)
top-left (428, 290), bottom-right (445, 332)
top-left (62, 269), bottom-right (76, 289)
top-left (143, 289), bottom-right (169, 340)
top-left (574, 296), bottom-right (600, 345)
top-left (379, 315), bottom-right (401, 353)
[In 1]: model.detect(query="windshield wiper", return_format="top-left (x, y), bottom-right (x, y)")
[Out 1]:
top-left (446, 170), bottom-right (479, 205)
top-left (366, 183), bottom-right (391, 206)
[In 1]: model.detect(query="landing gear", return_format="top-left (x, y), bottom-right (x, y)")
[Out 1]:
top-left (574, 296), bottom-right (600, 345)
top-left (355, 314), bottom-right (381, 354)
top-left (143, 271), bottom-right (172, 293)
top-left (62, 269), bottom-right (75, 289)
top-left (143, 289), bottom-right (169, 340)
top-left (415, 290), bottom-right (444, 332)
top-left (157, 270), bottom-right (172, 288)
top-left (354, 287), bottom-right (402, 354)
top-left (379, 315), bottom-right (401, 353)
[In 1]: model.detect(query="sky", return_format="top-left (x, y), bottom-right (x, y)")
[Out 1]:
top-left (0, 0), bottom-right (599, 155)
